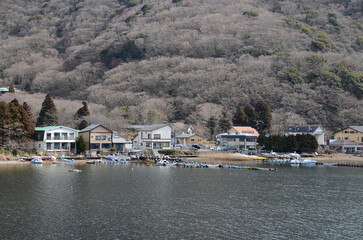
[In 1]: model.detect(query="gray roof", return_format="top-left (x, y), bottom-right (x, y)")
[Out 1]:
top-left (349, 126), bottom-right (363, 133)
top-left (285, 125), bottom-right (320, 133)
top-left (138, 124), bottom-right (169, 131)
top-left (329, 139), bottom-right (363, 146)
top-left (80, 124), bottom-right (112, 133)
top-left (176, 133), bottom-right (196, 138)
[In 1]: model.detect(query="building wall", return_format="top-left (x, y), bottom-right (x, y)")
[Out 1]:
top-left (35, 127), bottom-right (78, 153)
top-left (334, 128), bottom-right (363, 144)
top-left (136, 126), bottom-right (172, 150)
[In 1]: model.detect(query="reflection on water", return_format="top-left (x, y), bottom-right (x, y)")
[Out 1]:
top-left (1, 163), bottom-right (363, 239)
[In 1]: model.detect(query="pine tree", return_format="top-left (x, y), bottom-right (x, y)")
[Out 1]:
top-left (232, 106), bottom-right (247, 126)
top-left (206, 116), bottom-right (216, 140)
top-left (22, 102), bottom-right (33, 119)
top-left (244, 104), bottom-right (256, 128)
top-left (78, 119), bottom-right (89, 130)
top-left (255, 100), bottom-right (272, 134)
top-left (36, 94), bottom-right (58, 127)
top-left (8, 83), bottom-right (15, 93)
top-left (0, 101), bottom-right (10, 143)
top-left (218, 107), bottom-right (232, 132)
top-left (75, 101), bottom-right (90, 119)
top-left (76, 135), bottom-right (87, 154)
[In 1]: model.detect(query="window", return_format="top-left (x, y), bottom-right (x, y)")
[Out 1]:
top-left (54, 143), bottom-right (60, 149)
top-left (54, 133), bottom-right (60, 140)
top-left (38, 144), bottom-right (41, 148)
top-left (62, 133), bottom-right (67, 140)
top-left (95, 136), bottom-right (106, 140)
top-left (146, 143), bottom-right (152, 148)
top-left (191, 139), bottom-right (195, 142)
top-left (345, 137), bottom-right (348, 140)
top-left (70, 133), bottom-right (75, 139)
top-left (350, 131), bottom-right (354, 134)
top-left (148, 134), bottom-right (151, 139)
top-left (345, 131), bottom-right (349, 134)
top-left (198, 139), bottom-right (201, 142)
top-left (154, 134), bottom-right (161, 139)
top-left (91, 143), bottom-right (100, 149)
top-left (361, 137), bottom-right (363, 142)
top-left (62, 143), bottom-right (68, 149)
top-left (102, 143), bottom-right (111, 149)
top-left (47, 143), bottom-right (52, 150)
top-left (162, 143), bottom-right (169, 147)
top-left (47, 133), bottom-right (51, 140)
top-left (337, 137), bottom-right (341, 140)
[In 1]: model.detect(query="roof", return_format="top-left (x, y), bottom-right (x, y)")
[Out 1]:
top-left (138, 124), bottom-right (169, 131)
top-left (285, 125), bottom-right (320, 133)
top-left (176, 133), bottom-right (196, 138)
top-left (0, 87), bottom-right (9, 91)
top-left (217, 132), bottom-right (257, 138)
top-left (329, 139), bottom-right (363, 146)
top-left (230, 126), bottom-right (259, 136)
top-left (79, 124), bottom-right (112, 133)
top-left (35, 126), bottom-right (77, 132)
top-left (335, 126), bottom-right (363, 134)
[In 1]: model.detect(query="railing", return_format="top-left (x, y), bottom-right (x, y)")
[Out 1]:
top-left (46, 137), bottom-right (76, 140)
top-left (45, 147), bottom-right (71, 151)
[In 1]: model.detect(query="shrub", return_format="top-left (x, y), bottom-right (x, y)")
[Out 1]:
top-left (304, 54), bottom-right (327, 65)
top-left (243, 11), bottom-right (258, 17)
top-left (356, 36), bottom-right (363, 47)
top-left (141, 4), bottom-right (151, 14)
top-left (127, 0), bottom-right (138, 7)
top-left (283, 67), bottom-right (304, 84)
top-left (352, 20), bottom-right (363, 30)
top-left (125, 15), bottom-right (137, 23)
top-left (321, 71), bottom-right (342, 89)
top-left (328, 13), bottom-right (343, 30)
top-left (311, 40), bottom-right (326, 51)
top-left (172, 0), bottom-right (182, 3)
top-left (75, 4), bottom-right (85, 11)
top-left (158, 149), bottom-right (196, 156)
top-left (28, 16), bottom-right (42, 21)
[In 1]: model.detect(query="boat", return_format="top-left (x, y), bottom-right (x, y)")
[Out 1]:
top-left (86, 160), bottom-right (96, 164)
top-left (290, 159), bottom-right (301, 165)
top-left (322, 162), bottom-right (338, 166)
top-left (60, 157), bottom-right (74, 163)
top-left (31, 158), bottom-right (43, 164)
top-left (202, 163), bottom-right (220, 168)
top-left (300, 159), bottom-right (317, 166)
top-left (68, 169), bottom-right (82, 172)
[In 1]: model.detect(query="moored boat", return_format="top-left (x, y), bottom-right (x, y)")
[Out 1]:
top-left (31, 158), bottom-right (43, 164)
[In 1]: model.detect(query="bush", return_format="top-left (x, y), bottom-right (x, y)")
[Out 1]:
top-left (172, 0), bottom-right (182, 3)
top-left (304, 54), bottom-right (327, 65)
top-left (352, 20), bottom-right (363, 30)
top-left (127, 0), bottom-right (138, 7)
top-left (28, 16), bottom-right (42, 21)
top-left (328, 13), bottom-right (343, 30)
top-left (243, 11), bottom-right (258, 17)
top-left (158, 149), bottom-right (196, 156)
top-left (321, 71), bottom-right (342, 89)
top-left (283, 67), bottom-right (304, 84)
top-left (356, 36), bottom-right (363, 47)
top-left (311, 40), bottom-right (326, 51)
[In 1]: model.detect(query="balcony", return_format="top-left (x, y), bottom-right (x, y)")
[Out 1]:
top-left (46, 136), bottom-right (76, 141)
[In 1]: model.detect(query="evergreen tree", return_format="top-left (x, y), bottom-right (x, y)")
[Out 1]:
top-left (8, 83), bottom-right (15, 93)
top-left (22, 102), bottom-right (33, 119)
top-left (218, 107), bottom-right (232, 132)
top-left (0, 101), bottom-right (10, 143)
top-left (78, 120), bottom-right (89, 130)
top-left (36, 94), bottom-right (58, 127)
top-left (75, 101), bottom-right (90, 119)
top-left (206, 116), bottom-right (216, 140)
top-left (244, 104), bottom-right (256, 128)
top-left (255, 100), bottom-right (272, 134)
top-left (10, 99), bottom-right (34, 141)
top-left (232, 106), bottom-right (247, 126)
top-left (76, 135), bottom-right (87, 154)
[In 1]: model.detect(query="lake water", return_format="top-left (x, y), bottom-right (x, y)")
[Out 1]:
top-left (1, 162), bottom-right (363, 239)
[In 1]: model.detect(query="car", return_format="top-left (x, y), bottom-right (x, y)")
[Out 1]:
top-left (192, 145), bottom-right (200, 149)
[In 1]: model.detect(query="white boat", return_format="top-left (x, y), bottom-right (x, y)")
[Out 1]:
top-left (31, 158), bottom-right (43, 164)
top-left (290, 159), bottom-right (301, 165)
top-left (322, 162), bottom-right (338, 166)
top-left (300, 159), bottom-right (317, 166)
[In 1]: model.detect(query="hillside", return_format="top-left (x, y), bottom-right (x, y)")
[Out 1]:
top-left (0, 0), bottom-right (362, 133)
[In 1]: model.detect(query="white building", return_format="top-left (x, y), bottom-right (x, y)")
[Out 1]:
top-left (285, 125), bottom-right (325, 145)
top-left (216, 132), bottom-right (257, 151)
top-left (34, 126), bottom-right (78, 153)
top-left (133, 124), bottom-right (172, 150)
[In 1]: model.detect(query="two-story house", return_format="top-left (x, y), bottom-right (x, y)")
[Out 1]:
top-left (228, 126), bottom-right (259, 136)
top-left (176, 133), bottom-right (206, 148)
top-left (78, 124), bottom-right (113, 154)
top-left (34, 126), bottom-right (78, 153)
top-left (333, 126), bottom-right (363, 144)
top-left (133, 124), bottom-right (171, 150)
top-left (285, 125), bottom-right (325, 145)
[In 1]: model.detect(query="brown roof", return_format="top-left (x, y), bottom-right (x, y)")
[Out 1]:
top-left (230, 126), bottom-right (259, 136)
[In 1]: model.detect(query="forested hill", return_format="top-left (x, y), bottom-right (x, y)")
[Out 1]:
top-left (0, 0), bottom-right (362, 132)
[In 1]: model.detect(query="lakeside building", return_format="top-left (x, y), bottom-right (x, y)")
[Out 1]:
top-left (175, 133), bottom-right (206, 148)
top-left (112, 131), bottom-right (132, 152)
top-left (284, 125), bottom-right (325, 145)
top-left (328, 139), bottom-right (363, 153)
top-left (133, 124), bottom-right (172, 150)
top-left (333, 126), bottom-right (363, 144)
top-left (216, 132), bottom-right (257, 151)
top-left (34, 126), bottom-right (78, 154)
top-left (228, 126), bottom-right (259, 137)
top-left (79, 124), bottom-right (113, 155)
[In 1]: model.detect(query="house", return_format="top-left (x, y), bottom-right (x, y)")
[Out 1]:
top-left (328, 139), bottom-right (363, 153)
top-left (0, 87), bottom-right (9, 94)
top-left (333, 126), bottom-right (363, 144)
top-left (133, 124), bottom-right (172, 150)
top-left (228, 126), bottom-right (259, 137)
top-left (285, 125), bottom-right (325, 145)
top-left (78, 124), bottom-right (113, 154)
top-left (216, 132), bottom-right (257, 151)
top-left (34, 126), bottom-right (78, 153)
top-left (112, 131), bottom-right (132, 152)
top-left (176, 133), bottom-right (206, 148)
